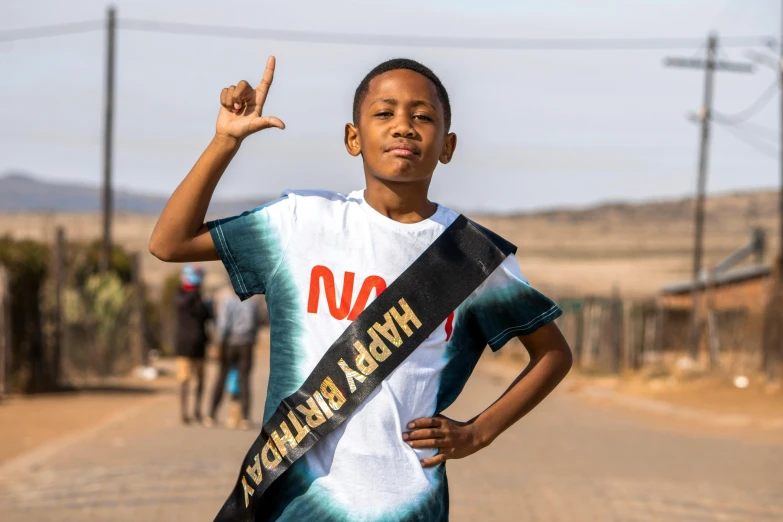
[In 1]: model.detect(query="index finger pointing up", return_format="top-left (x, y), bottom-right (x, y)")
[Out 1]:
top-left (254, 56), bottom-right (276, 115)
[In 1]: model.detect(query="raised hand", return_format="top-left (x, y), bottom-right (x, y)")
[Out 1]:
top-left (215, 56), bottom-right (285, 142)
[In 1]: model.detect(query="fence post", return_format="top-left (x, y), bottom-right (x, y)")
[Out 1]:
top-left (0, 265), bottom-right (10, 395)
top-left (590, 299), bottom-right (603, 370)
top-left (610, 287), bottom-right (623, 374)
top-left (53, 227), bottom-right (65, 386)
top-left (622, 299), bottom-right (633, 371)
top-left (130, 253), bottom-right (146, 367)
top-left (653, 305), bottom-right (665, 353)
top-left (580, 298), bottom-right (594, 369)
top-left (573, 301), bottom-right (584, 370)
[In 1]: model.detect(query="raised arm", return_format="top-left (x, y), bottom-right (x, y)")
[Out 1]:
top-left (149, 56), bottom-right (285, 262)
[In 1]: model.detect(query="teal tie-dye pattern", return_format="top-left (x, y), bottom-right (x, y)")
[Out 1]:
top-left (207, 200), bottom-right (292, 299)
top-left (436, 281), bottom-right (562, 415)
top-left (264, 462), bottom-right (448, 522)
top-left (435, 303), bottom-right (487, 415)
top-left (473, 283), bottom-right (562, 351)
top-left (207, 201), bottom-right (306, 422)
top-left (262, 260), bottom-right (306, 424)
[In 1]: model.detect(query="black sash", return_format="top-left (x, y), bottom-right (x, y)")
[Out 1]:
top-left (214, 215), bottom-right (516, 521)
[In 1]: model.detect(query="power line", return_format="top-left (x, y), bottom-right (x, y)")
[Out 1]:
top-left (714, 118), bottom-right (779, 158)
top-left (717, 79), bottom-right (780, 124)
top-left (0, 20), bottom-right (102, 42)
top-left (0, 18), bottom-right (775, 50)
top-left (118, 19), bottom-right (776, 49)
top-left (713, 113), bottom-right (779, 142)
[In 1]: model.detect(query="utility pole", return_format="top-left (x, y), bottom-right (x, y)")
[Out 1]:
top-left (761, 2), bottom-right (783, 377)
top-left (778, 0), bottom-right (783, 281)
top-left (101, 6), bottom-right (116, 273)
top-left (665, 34), bottom-right (754, 360)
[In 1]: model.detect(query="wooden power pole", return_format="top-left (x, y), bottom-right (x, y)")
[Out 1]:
top-left (101, 6), bottom-right (116, 273)
top-left (762, 2), bottom-right (783, 378)
top-left (665, 34), bottom-right (754, 359)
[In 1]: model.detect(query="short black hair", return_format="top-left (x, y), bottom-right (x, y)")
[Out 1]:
top-left (353, 58), bottom-right (451, 131)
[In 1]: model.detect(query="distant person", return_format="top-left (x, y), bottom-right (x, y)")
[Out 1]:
top-left (205, 292), bottom-right (259, 430)
top-left (175, 265), bottom-right (211, 424)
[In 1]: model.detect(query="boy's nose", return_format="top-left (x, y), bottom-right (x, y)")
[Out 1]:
top-left (391, 119), bottom-right (416, 138)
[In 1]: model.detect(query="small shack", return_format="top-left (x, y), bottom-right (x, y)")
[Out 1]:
top-left (658, 264), bottom-right (772, 315)
top-left (655, 229), bottom-right (771, 364)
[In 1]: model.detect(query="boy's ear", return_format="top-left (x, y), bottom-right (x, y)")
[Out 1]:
top-left (439, 132), bottom-right (457, 164)
top-left (344, 123), bottom-right (361, 157)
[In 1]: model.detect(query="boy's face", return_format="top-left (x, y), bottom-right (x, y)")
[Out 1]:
top-left (345, 69), bottom-right (456, 183)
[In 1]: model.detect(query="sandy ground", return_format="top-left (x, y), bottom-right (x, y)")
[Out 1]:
top-left (0, 382), bottom-right (163, 465)
top-left (3, 349), bottom-right (781, 470)
top-left (2, 341), bottom-right (781, 521)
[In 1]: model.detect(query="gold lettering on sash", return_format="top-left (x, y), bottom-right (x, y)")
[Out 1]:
top-left (246, 453), bottom-right (262, 485)
top-left (296, 397), bottom-right (327, 428)
top-left (270, 420), bottom-right (298, 457)
top-left (287, 409), bottom-right (310, 442)
top-left (261, 438), bottom-right (282, 469)
top-left (353, 341), bottom-right (379, 376)
top-left (366, 327), bottom-right (392, 362)
top-left (390, 298), bottom-right (422, 337)
top-left (373, 312), bottom-right (403, 347)
top-left (337, 358), bottom-right (367, 393)
top-left (241, 475), bottom-right (255, 508)
top-left (320, 376), bottom-right (346, 410)
top-left (313, 391), bottom-right (334, 419)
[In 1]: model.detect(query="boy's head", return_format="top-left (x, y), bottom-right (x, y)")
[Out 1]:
top-left (345, 58), bottom-right (457, 184)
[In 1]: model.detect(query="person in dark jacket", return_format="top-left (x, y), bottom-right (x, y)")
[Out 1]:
top-left (175, 265), bottom-right (211, 424)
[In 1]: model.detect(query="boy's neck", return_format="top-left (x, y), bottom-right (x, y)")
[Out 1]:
top-left (363, 177), bottom-right (437, 224)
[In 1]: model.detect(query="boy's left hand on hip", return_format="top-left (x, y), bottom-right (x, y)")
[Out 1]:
top-left (402, 416), bottom-right (488, 468)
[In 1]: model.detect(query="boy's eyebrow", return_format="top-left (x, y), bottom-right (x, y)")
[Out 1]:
top-left (369, 98), bottom-right (438, 111)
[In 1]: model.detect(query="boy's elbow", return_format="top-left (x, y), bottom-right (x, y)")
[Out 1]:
top-left (149, 236), bottom-right (176, 262)
top-left (559, 344), bottom-right (574, 376)
top-left (564, 346), bottom-right (574, 371)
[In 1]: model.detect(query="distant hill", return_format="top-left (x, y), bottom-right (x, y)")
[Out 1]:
top-left (0, 172), bottom-right (272, 215)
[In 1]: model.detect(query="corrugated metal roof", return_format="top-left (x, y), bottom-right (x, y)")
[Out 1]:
top-left (660, 264), bottom-right (771, 295)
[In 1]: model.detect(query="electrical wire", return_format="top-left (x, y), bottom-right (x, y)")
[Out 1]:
top-left (0, 20), bottom-right (102, 42)
top-left (117, 18), bottom-right (774, 50)
top-left (714, 118), bottom-right (779, 159)
top-left (716, 80), bottom-right (780, 124)
top-left (713, 114), bottom-right (779, 143)
top-left (0, 18), bottom-right (775, 50)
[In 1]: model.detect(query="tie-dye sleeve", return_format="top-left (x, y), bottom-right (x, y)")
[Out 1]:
top-left (206, 194), bottom-right (296, 299)
top-left (467, 255), bottom-right (562, 351)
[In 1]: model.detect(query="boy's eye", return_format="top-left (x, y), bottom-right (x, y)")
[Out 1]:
top-left (375, 111), bottom-right (393, 118)
top-left (413, 114), bottom-right (433, 122)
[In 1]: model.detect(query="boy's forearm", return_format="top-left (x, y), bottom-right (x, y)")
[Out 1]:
top-left (149, 134), bottom-right (241, 261)
top-left (471, 344), bottom-right (572, 447)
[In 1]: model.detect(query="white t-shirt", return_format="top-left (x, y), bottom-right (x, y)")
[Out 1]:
top-left (208, 190), bottom-right (561, 522)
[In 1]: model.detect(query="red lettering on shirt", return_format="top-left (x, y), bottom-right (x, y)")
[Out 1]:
top-left (307, 265), bottom-right (454, 339)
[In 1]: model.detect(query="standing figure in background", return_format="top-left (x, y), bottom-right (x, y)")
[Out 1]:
top-left (175, 265), bottom-right (211, 424)
top-left (205, 292), bottom-right (259, 430)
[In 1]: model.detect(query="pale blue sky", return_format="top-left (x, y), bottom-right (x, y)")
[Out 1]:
top-left (1, 0), bottom-right (780, 212)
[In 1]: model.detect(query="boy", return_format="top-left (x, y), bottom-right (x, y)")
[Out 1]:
top-left (150, 57), bottom-right (572, 521)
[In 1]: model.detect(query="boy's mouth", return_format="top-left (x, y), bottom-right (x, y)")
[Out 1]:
top-left (385, 142), bottom-right (421, 157)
